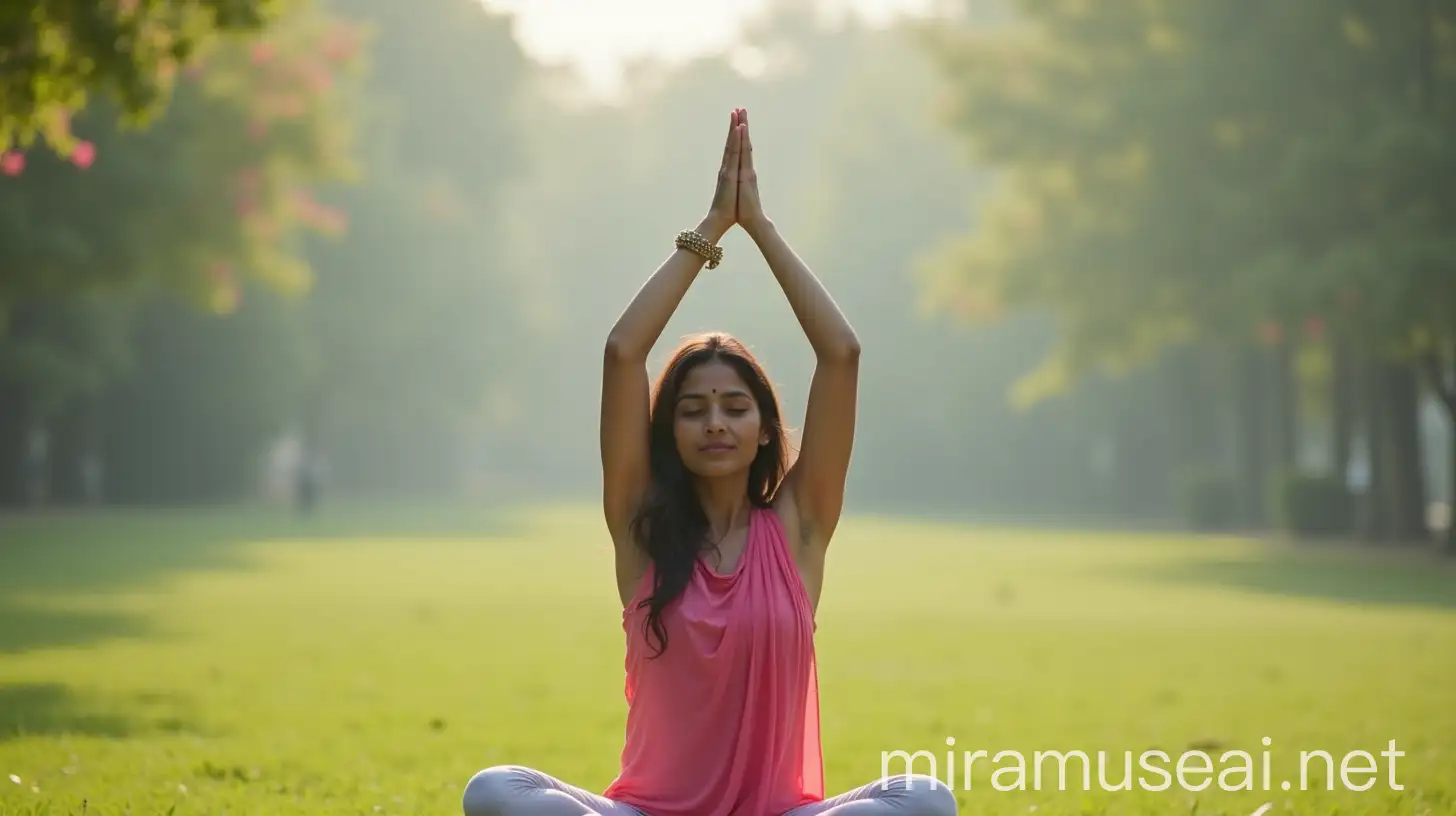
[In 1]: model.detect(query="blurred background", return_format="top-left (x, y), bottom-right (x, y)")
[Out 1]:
top-left (2, 0), bottom-right (1453, 550)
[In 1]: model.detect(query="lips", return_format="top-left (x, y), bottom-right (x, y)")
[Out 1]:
top-left (701, 444), bottom-right (735, 452)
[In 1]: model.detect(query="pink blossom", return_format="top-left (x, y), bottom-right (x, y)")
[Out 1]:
top-left (1303, 316), bottom-right (1325, 341)
top-left (251, 42), bottom-right (275, 65)
top-left (251, 215), bottom-right (279, 242)
top-left (303, 64), bottom-right (334, 94)
top-left (314, 204), bottom-right (348, 234)
top-left (235, 167), bottom-right (261, 191)
top-left (293, 190), bottom-right (346, 234)
top-left (322, 26), bottom-right (357, 61)
top-left (275, 95), bottom-right (306, 118)
top-left (70, 141), bottom-right (96, 170)
top-left (0, 151), bottom-right (23, 176)
top-left (291, 188), bottom-right (318, 212)
top-left (236, 195), bottom-right (257, 219)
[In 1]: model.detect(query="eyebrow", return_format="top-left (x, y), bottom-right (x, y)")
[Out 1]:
top-left (677, 390), bottom-right (752, 402)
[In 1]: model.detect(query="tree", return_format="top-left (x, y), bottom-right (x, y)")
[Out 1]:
top-left (0, 1), bottom-right (364, 504)
top-left (0, 0), bottom-right (298, 154)
top-left (918, 0), bottom-right (1455, 542)
top-left (0, 1), bottom-right (362, 306)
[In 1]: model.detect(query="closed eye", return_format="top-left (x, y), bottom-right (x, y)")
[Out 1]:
top-left (680, 407), bottom-right (749, 417)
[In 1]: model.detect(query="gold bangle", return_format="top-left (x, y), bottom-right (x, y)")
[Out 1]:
top-left (675, 229), bottom-right (723, 269)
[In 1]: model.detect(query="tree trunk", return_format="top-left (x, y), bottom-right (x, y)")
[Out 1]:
top-left (1448, 424), bottom-right (1456, 553)
top-left (1268, 343), bottom-right (1298, 475)
top-left (1236, 346), bottom-right (1268, 528)
top-left (1165, 345), bottom-right (1202, 472)
top-left (49, 401), bottom-right (84, 504)
top-left (1448, 341), bottom-right (1455, 554)
top-left (1332, 337), bottom-right (1355, 480)
top-left (1162, 343), bottom-right (1223, 519)
top-left (0, 385), bottom-right (23, 506)
top-left (1374, 360), bottom-right (1429, 543)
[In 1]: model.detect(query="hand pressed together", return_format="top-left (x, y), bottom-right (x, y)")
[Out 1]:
top-left (705, 108), bottom-right (769, 237)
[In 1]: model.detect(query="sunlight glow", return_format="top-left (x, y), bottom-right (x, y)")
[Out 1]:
top-left (479, 0), bottom-right (943, 98)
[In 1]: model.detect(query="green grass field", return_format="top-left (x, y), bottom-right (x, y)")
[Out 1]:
top-left (1, 501), bottom-right (1453, 815)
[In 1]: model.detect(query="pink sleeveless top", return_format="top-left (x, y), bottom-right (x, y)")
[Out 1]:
top-left (604, 504), bottom-right (824, 816)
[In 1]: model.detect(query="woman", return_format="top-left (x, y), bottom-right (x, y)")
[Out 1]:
top-left (462, 109), bottom-right (957, 816)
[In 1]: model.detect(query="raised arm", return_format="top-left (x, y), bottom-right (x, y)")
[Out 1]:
top-left (736, 110), bottom-right (861, 553)
top-left (602, 109), bottom-right (744, 598)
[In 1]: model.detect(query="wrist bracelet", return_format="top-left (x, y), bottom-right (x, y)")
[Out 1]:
top-left (676, 229), bottom-right (723, 269)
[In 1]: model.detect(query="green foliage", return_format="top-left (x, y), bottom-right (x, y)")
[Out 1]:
top-left (1269, 469), bottom-right (1355, 539)
top-left (0, 1), bottom-right (364, 447)
top-left (0, 292), bottom-right (135, 419)
top-left (0, 0), bottom-right (538, 505)
top-left (0, 0), bottom-right (299, 153)
top-left (917, 0), bottom-right (1456, 401)
top-left (0, 1), bottom-right (364, 307)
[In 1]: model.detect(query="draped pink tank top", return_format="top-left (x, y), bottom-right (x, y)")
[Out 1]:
top-left (604, 504), bottom-right (825, 816)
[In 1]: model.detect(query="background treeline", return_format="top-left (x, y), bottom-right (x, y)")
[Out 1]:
top-left (1, 0), bottom-right (1451, 550)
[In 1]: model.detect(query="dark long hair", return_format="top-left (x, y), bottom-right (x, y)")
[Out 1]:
top-left (629, 332), bottom-right (791, 658)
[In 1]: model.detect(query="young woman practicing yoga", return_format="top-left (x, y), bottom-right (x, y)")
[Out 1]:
top-left (462, 108), bottom-right (957, 816)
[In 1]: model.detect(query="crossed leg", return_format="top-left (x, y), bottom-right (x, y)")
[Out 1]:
top-left (462, 767), bottom-right (956, 816)
top-left (462, 765), bottom-right (646, 816)
top-left (783, 774), bottom-right (958, 816)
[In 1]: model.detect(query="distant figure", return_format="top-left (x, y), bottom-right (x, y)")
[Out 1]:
top-left (1345, 447), bottom-right (1370, 495)
top-left (459, 109), bottom-right (954, 816)
top-left (21, 429), bottom-right (49, 507)
top-left (294, 450), bottom-right (323, 514)
top-left (79, 451), bottom-right (104, 506)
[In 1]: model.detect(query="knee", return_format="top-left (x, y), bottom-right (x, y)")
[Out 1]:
top-left (882, 773), bottom-right (957, 816)
top-left (462, 765), bottom-right (531, 816)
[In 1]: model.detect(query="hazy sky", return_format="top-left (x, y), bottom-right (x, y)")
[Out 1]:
top-left (479, 0), bottom-right (941, 98)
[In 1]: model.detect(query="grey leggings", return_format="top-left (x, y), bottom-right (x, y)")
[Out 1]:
top-left (461, 764), bottom-right (957, 816)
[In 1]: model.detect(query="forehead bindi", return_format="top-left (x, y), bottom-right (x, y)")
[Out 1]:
top-left (678, 364), bottom-right (753, 403)
top-left (678, 386), bottom-right (753, 403)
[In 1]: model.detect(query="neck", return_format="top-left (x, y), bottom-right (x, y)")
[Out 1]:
top-left (693, 473), bottom-right (752, 542)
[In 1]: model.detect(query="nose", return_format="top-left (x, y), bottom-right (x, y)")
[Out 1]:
top-left (704, 406), bottom-right (728, 432)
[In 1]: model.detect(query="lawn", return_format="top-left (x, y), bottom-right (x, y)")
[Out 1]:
top-left (1, 501), bottom-right (1453, 815)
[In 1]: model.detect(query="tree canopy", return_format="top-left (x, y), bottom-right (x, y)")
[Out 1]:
top-left (918, 0), bottom-right (1456, 405)
top-left (0, 2), bottom-right (362, 309)
top-left (0, 0), bottom-right (298, 154)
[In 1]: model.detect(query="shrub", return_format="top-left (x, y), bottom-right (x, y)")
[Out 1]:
top-left (1270, 469), bottom-right (1353, 538)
